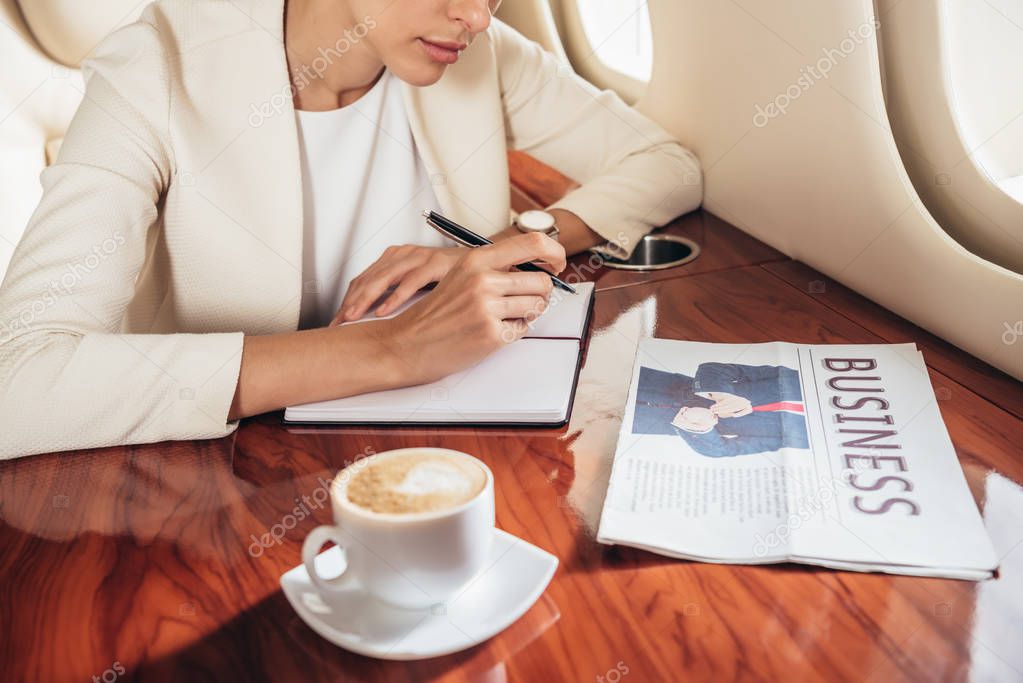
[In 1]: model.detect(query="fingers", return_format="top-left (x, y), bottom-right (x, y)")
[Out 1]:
top-left (493, 270), bottom-right (555, 297)
top-left (499, 318), bottom-right (529, 344)
top-left (375, 267), bottom-right (440, 317)
top-left (341, 261), bottom-right (419, 321)
top-left (341, 247), bottom-right (463, 322)
top-left (472, 233), bottom-right (567, 274)
top-left (492, 295), bottom-right (549, 321)
top-left (337, 276), bottom-right (382, 323)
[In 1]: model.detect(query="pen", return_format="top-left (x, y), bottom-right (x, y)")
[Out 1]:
top-left (422, 209), bottom-right (577, 294)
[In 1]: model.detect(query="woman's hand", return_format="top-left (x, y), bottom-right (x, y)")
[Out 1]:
top-left (367, 233), bottom-right (567, 385)
top-left (333, 245), bottom-right (464, 324)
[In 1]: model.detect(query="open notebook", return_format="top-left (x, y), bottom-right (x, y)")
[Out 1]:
top-left (283, 282), bottom-right (595, 426)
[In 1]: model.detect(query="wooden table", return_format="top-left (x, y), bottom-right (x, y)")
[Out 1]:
top-left (2, 205), bottom-right (1022, 682)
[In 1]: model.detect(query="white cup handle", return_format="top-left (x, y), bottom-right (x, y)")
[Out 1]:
top-left (302, 525), bottom-right (350, 593)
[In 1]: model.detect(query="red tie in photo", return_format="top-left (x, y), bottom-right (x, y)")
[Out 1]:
top-left (752, 401), bottom-right (805, 413)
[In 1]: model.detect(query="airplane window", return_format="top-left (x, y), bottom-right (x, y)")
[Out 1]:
top-left (946, 0), bottom-right (1023, 200)
top-left (575, 0), bottom-right (653, 81)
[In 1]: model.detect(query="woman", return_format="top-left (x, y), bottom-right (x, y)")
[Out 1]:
top-left (0, 0), bottom-right (701, 459)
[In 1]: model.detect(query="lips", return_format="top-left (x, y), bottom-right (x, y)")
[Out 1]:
top-left (418, 38), bottom-right (464, 64)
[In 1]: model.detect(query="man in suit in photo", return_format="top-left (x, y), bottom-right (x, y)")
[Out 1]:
top-left (632, 363), bottom-right (810, 457)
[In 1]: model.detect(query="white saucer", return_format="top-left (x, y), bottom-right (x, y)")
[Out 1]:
top-left (280, 528), bottom-right (558, 661)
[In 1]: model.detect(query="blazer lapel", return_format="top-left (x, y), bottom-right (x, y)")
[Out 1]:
top-left (400, 38), bottom-right (510, 237)
top-left (167, 0), bottom-right (304, 333)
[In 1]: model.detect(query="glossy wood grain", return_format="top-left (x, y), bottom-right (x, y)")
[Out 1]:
top-left (2, 256), bottom-right (1021, 682)
top-left (4, 153), bottom-right (1021, 681)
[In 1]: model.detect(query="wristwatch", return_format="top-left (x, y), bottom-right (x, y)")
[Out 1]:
top-left (514, 210), bottom-right (559, 241)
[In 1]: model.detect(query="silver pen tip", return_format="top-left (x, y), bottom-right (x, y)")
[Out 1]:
top-left (421, 209), bottom-right (431, 218)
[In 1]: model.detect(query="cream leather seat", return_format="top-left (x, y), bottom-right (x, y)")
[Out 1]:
top-left (0, 0), bottom-right (143, 278)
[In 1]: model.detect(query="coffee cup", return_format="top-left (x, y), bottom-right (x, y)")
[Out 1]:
top-left (301, 447), bottom-right (495, 610)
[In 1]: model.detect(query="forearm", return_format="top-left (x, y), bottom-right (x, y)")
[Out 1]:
top-left (491, 208), bottom-right (604, 257)
top-left (228, 322), bottom-right (403, 420)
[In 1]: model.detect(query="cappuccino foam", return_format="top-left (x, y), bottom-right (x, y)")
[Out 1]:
top-left (346, 452), bottom-right (486, 514)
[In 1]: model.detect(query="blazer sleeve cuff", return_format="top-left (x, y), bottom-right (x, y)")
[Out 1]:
top-left (0, 331), bottom-right (245, 459)
top-left (548, 190), bottom-right (654, 260)
top-left (65, 330), bottom-right (247, 444)
top-left (547, 148), bottom-right (703, 259)
top-left (148, 331), bottom-right (246, 439)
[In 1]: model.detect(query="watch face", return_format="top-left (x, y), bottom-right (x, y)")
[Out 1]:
top-left (518, 210), bottom-right (556, 232)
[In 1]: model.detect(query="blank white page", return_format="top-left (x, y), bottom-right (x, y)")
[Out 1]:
top-left (284, 338), bottom-right (581, 424)
top-left (524, 282), bottom-right (594, 339)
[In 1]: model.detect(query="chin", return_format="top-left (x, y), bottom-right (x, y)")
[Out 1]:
top-left (395, 64), bottom-right (446, 87)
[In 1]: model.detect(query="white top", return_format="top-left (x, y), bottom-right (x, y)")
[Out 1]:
top-left (294, 69), bottom-right (448, 329)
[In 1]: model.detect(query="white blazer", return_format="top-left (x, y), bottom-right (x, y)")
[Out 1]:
top-left (0, 0), bottom-right (701, 459)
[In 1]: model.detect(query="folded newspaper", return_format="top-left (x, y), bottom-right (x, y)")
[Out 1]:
top-left (596, 339), bottom-right (998, 580)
